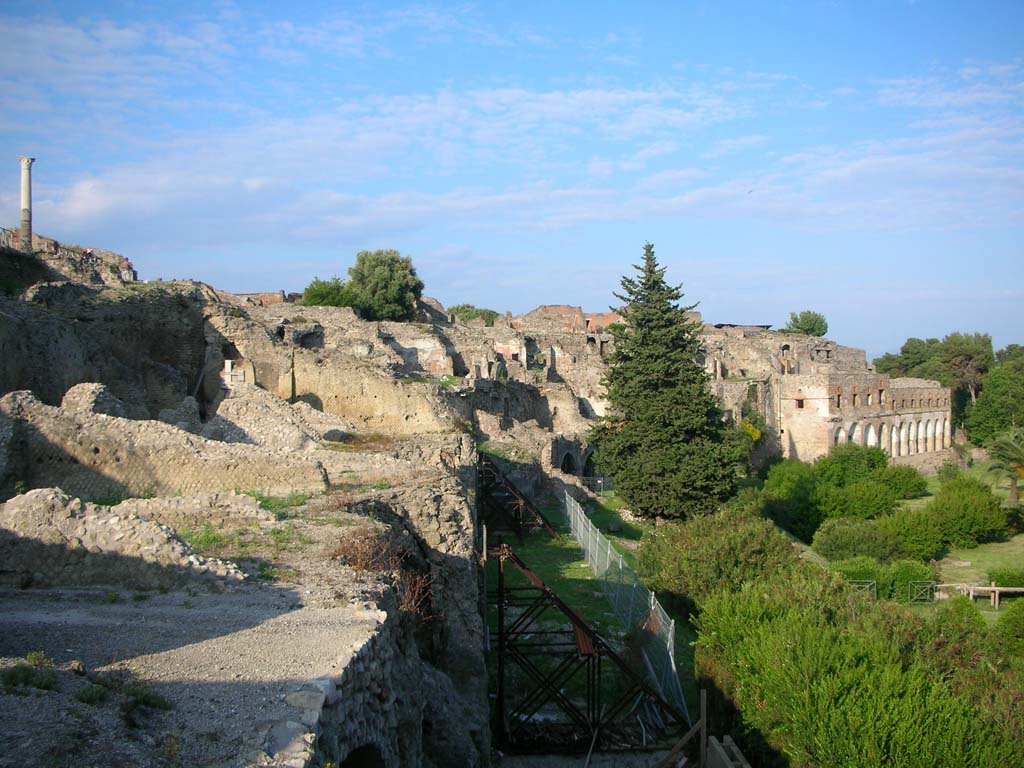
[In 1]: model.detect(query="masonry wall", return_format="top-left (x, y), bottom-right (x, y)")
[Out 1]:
top-left (0, 391), bottom-right (329, 501)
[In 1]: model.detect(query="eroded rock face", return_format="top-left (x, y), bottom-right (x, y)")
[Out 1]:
top-left (0, 390), bottom-right (329, 501)
top-left (60, 382), bottom-right (128, 418)
top-left (0, 488), bottom-right (243, 589)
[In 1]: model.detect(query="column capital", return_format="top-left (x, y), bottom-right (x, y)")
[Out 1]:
top-left (18, 156), bottom-right (35, 168)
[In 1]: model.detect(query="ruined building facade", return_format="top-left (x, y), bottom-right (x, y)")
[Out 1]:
top-left (510, 306), bottom-right (953, 469)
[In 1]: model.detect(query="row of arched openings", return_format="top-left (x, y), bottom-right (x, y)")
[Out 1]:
top-left (834, 418), bottom-right (949, 456)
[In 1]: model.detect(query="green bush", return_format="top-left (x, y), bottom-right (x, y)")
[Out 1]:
top-left (884, 559), bottom-right (934, 601)
top-left (937, 460), bottom-right (962, 484)
top-left (989, 568), bottom-right (1024, 587)
top-left (448, 303), bottom-right (499, 326)
top-left (992, 599), bottom-right (1024, 655)
top-left (873, 464), bottom-right (928, 499)
top-left (813, 443), bottom-right (888, 487)
top-left (876, 508), bottom-right (946, 561)
top-left (763, 460), bottom-right (822, 541)
top-left (695, 571), bottom-right (1024, 767)
top-left (818, 478), bottom-right (898, 519)
top-left (299, 276), bottom-right (355, 307)
top-left (811, 518), bottom-right (905, 562)
top-left (930, 476), bottom-right (1007, 548)
top-left (637, 508), bottom-right (797, 608)
top-left (830, 555), bottom-right (886, 593)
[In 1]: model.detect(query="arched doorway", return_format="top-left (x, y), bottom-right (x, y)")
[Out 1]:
top-left (583, 452), bottom-right (596, 477)
top-left (865, 423), bottom-right (877, 448)
top-left (560, 452), bottom-right (578, 475)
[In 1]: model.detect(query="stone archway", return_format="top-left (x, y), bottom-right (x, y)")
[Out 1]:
top-left (583, 451), bottom-right (597, 477)
top-left (865, 423), bottom-right (878, 448)
top-left (560, 452), bottom-right (578, 475)
top-left (834, 426), bottom-right (846, 446)
top-left (917, 420), bottom-right (925, 453)
top-left (878, 423), bottom-right (889, 454)
top-left (848, 423), bottom-right (859, 444)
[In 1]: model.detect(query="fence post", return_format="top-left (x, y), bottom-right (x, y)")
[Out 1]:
top-left (699, 689), bottom-right (707, 768)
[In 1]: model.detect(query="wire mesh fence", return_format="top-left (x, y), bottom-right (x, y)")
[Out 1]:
top-left (562, 491), bottom-right (690, 723)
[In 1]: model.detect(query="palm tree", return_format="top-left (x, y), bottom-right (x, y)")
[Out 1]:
top-left (986, 427), bottom-right (1024, 504)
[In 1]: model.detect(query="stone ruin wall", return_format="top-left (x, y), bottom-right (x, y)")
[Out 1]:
top-left (0, 489), bottom-right (245, 590)
top-left (1, 227), bottom-right (136, 286)
top-left (0, 391), bottom-right (329, 501)
top-left (779, 372), bottom-right (952, 464)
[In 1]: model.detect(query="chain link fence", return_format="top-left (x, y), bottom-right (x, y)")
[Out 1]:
top-left (563, 491), bottom-right (690, 723)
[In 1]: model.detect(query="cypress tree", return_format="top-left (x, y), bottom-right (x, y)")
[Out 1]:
top-left (593, 243), bottom-right (736, 519)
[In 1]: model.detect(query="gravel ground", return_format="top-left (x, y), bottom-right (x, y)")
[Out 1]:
top-left (0, 502), bottom-right (390, 768)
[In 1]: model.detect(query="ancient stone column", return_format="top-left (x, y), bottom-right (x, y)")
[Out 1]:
top-left (18, 156), bottom-right (35, 252)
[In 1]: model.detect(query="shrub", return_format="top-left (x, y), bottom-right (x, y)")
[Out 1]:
top-left (992, 599), bottom-right (1024, 655)
top-left (873, 464), bottom-right (928, 499)
top-left (876, 508), bottom-right (946, 561)
top-left (299, 276), bottom-right (355, 307)
top-left (1, 661), bottom-right (57, 693)
top-left (762, 460), bottom-right (821, 541)
top-left (813, 443), bottom-right (888, 487)
top-left (930, 476), bottom-right (1007, 548)
top-left (830, 555), bottom-right (886, 593)
top-left (818, 478), bottom-right (898, 519)
top-left (695, 571), bottom-right (1024, 768)
top-left (637, 508), bottom-right (797, 608)
top-left (884, 559), bottom-right (934, 601)
top-left (812, 518), bottom-right (905, 563)
top-left (74, 684), bottom-right (109, 705)
top-left (448, 303), bottom-right (500, 326)
top-left (937, 460), bottom-right (962, 484)
top-left (989, 568), bottom-right (1024, 587)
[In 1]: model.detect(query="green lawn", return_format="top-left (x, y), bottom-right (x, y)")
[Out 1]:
top-left (938, 533), bottom-right (1024, 585)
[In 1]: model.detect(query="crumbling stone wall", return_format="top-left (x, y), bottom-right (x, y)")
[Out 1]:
top-left (0, 280), bottom-right (214, 417)
top-left (0, 488), bottom-right (243, 589)
top-left (0, 391), bottom-right (329, 501)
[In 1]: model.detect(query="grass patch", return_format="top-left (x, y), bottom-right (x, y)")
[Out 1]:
top-left (74, 684), bottom-right (109, 705)
top-left (242, 490), bottom-right (308, 519)
top-left (267, 523), bottom-right (313, 551)
top-left (320, 432), bottom-right (396, 452)
top-left (938, 533), bottom-right (1024, 585)
top-left (2, 662), bottom-right (57, 694)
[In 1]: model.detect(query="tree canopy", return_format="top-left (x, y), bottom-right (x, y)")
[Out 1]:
top-left (873, 332), bottom-right (995, 426)
top-left (591, 243), bottom-right (738, 519)
top-left (301, 249), bottom-right (423, 321)
top-left (967, 358), bottom-right (1024, 444)
top-left (781, 310), bottom-right (828, 336)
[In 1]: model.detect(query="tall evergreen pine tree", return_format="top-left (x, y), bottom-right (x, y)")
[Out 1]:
top-left (593, 244), bottom-right (736, 518)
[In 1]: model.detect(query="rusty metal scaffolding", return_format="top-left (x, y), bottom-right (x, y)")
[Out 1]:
top-left (488, 543), bottom-right (687, 753)
top-left (478, 453), bottom-right (559, 539)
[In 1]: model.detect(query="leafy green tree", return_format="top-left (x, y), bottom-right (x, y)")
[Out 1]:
top-left (591, 243), bottom-right (737, 519)
top-left (300, 276), bottom-right (356, 307)
top-left (985, 426), bottom-right (1024, 504)
top-left (996, 343), bottom-right (1024, 365)
top-left (968, 359), bottom-right (1024, 444)
top-left (942, 332), bottom-right (994, 405)
top-left (346, 249), bottom-right (424, 321)
top-left (448, 303), bottom-right (500, 326)
top-left (780, 309), bottom-right (828, 336)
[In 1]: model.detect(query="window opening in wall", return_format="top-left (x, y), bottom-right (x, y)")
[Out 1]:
top-left (911, 399), bottom-right (915, 407)
top-left (879, 389), bottom-right (885, 405)
top-left (796, 399), bottom-right (805, 409)
top-left (836, 394), bottom-right (842, 409)
top-left (867, 394), bottom-right (873, 405)
top-left (852, 393), bottom-right (859, 406)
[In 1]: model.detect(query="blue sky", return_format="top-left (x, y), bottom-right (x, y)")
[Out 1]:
top-left (1, 1), bottom-right (1022, 359)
